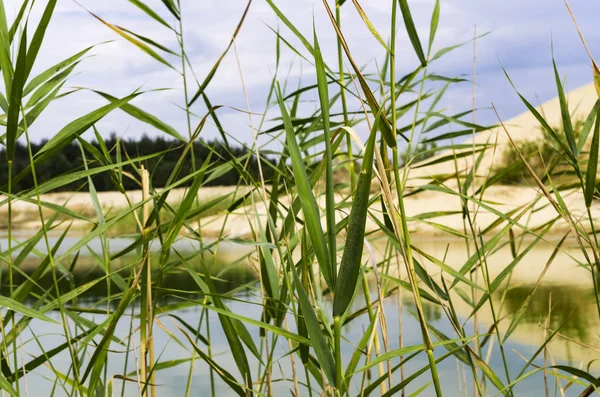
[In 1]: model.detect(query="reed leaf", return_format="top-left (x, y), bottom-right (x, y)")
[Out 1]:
top-left (290, 265), bottom-right (336, 387)
top-left (398, 0), bottom-right (427, 66)
top-left (6, 28), bottom-right (27, 162)
top-left (23, 45), bottom-right (94, 96)
top-left (428, 0), bottom-right (440, 55)
top-left (586, 102), bottom-right (600, 207)
top-left (333, 125), bottom-right (376, 317)
top-left (276, 82), bottom-right (334, 290)
top-left (24, 0), bottom-right (57, 81)
top-left (128, 0), bottom-right (173, 30)
top-left (313, 25), bottom-right (337, 275)
top-left (350, 0), bottom-right (390, 52)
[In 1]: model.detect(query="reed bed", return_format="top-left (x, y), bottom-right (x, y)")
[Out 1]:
top-left (0, 0), bottom-right (599, 396)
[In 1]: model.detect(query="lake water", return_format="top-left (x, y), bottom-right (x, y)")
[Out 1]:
top-left (0, 234), bottom-right (598, 396)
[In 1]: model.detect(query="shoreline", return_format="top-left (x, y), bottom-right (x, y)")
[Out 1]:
top-left (1, 183), bottom-right (596, 241)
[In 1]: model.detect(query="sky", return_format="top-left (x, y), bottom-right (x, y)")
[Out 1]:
top-left (7, 0), bottom-right (600, 147)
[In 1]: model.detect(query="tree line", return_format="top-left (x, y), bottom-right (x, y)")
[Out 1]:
top-left (0, 134), bottom-right (277, 192)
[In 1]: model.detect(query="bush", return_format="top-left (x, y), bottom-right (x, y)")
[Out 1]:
top-left (494, 118), bottom-right (586, 185)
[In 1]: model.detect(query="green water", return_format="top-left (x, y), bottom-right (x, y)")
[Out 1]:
top-left (0, 235), bottom-right (597, 396)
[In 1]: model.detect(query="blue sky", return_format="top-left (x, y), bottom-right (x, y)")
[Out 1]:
top-left (9, 0), bottom-right (600, 146)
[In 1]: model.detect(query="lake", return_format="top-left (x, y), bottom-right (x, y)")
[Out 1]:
top-left (0, 233), bottom-right (597, 396)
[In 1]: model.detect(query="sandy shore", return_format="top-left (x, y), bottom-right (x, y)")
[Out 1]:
top-left (3, 82), bottom-right (599, 241)
top-left (0, 185), bottom-right (254, 233)
top-left (1, 181), bottom-right (597, 241)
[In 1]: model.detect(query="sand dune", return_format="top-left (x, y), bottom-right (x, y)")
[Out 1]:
top-left (409, 82), bottom-right (598, 187)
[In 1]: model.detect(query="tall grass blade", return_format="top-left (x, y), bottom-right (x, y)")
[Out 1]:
top-left (502, 67), bottom-right (572, 159)
top-left (93, 90), bottom-right (185, 141)
top-left (595, 65), bottom-right (600, 99)
top-left (577, 101), bottom-right (598, 152)
top-left (128, 0), bottom-right (173, 30)
top-left (398, 0), bottom-right (427, 66)
top-left (6, 28), bottom-right (27, 162)
top-left (24, 45), bottom-right (94, 96)
top-left (290, 265), bottom-right (336, 387)
top-left (276, 83), bottom-right (334, 290)
top-left (428, 0), bottom-right (440, 55)
top-left (321, 0), bottom-right (399, 146)
top-left (503, 234), bottom-right (567, 342)
top-left (187, 0), bottom-right (252, 106)
top-left (8, 91), bottom-right (142, 187)
top-left (25, 62), bottom-right (77, 109)
top-left (586, 102), bottom-right (600, 207)
top-left (7, 0), bottom-right (29, 42)
top-left (160, 0), bottom-right (180, 19)
top-left (178, 328), bottom-right (246, 396)
top-left (0, 1), bottom-right (12, 94)
top-left (552, 59), bottom-right (577, 157)
top-left (200, 273), bottom-right (255, 391)
top-left (0, 296), bottom-right (58, 324)
top-left (85, 9), bottom-right (175, 69)
top-left (333, 128), bottom-right (375, 317)
top-left (0, 373), bottom-right (17, 397)
top-left (313, 25), bottom-right (337, 279)
top-left (24, 0), bottom-right (57, 80)
top-left (470, 348), bottom-right (508, 396)
top-left (350, 0), bottom-right (390, 51)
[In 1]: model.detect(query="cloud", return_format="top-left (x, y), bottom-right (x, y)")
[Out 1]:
top-left (3, 0), bottom-right (600, 146)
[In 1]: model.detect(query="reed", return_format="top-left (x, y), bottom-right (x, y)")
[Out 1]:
top-left (0, 0), bottom-right (599, 396)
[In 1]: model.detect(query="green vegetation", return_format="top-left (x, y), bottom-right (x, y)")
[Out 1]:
top-left (0, 0), bottom-right (600, 397)
top-left (0, 134), bottom-right (276, 192)
top-left (494, 117), bottom-right (600, 188)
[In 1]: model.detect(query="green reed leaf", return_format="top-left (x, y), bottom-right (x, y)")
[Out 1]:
top-left (128, 0), bottom-right (173, 30)
top-left (552, 365), bottom-right (600, 389)
top-left (398, 0), bottom-right (426, 66)
top-left (0, 1), bottom-right (12, 95)
top-left (503, 234), bottom-right (567, 342)
top-left (87, 9), bottom-right (175, 69)
top-left (577, 101), bottom-right (598, 152)
top-left (6, 91), bottom-right (142, 188)
top-left (180, 330), bottom-right (246, 396)
top-left (7, 0), bottom-right (29, 43)
top-left (25, 0), bottom-right (57, 81)
top-left (503, 66), bottom-right (573, 160)
top-left (471, 348), bottom-right (508, 396)
top-left (202, 271), bottom-right (255, 391)
top-left (428, 0), bottom-right (440, 55)
top-left (160, 0), bottom-right (180, 20)
top-left (25, 62), bottom-right (77, 109)
top-left (314, 24), bottom-right (337, 280)
top-left (92, 90), bottom-right (184, 141)
top-left (290, 264), bottom-right (336, 387)
top-left (187, 1), bottom-right (251, 106)
top-left (0, 296), bottom-right (58, 324)
top-left (333, 126), bottom-right (376, 317)
top-left (357, 338), bottom-right (474, 373)
top-left (586, 102), bottom-right (600, 207)
top-left (6, 27), bottom-right (27, 162)
top-left (350, 0), bottom-right (390, 52)
top-left (276, 82), bottom-right (334, 290)
top-left (553, 59), bottom-right (577, 157)
top-left (321, 0), bottom-right (400, 146)
top-left (0, 373), bottom-right (17, 397)
top-left (24, 45), bottom-right (94, 96)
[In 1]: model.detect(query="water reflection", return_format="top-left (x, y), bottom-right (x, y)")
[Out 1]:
top-left (404, 297), bottom-right (443, 322)
top-left (501, 285), bottom-right (596, 343)
top-left (3, 234), bottom-right (600, 395)
top-left (0, 237), bottom-right (258, 303)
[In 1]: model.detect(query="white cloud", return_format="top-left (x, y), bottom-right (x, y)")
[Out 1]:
top-left (1, 0), bottom-right (599, 146)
